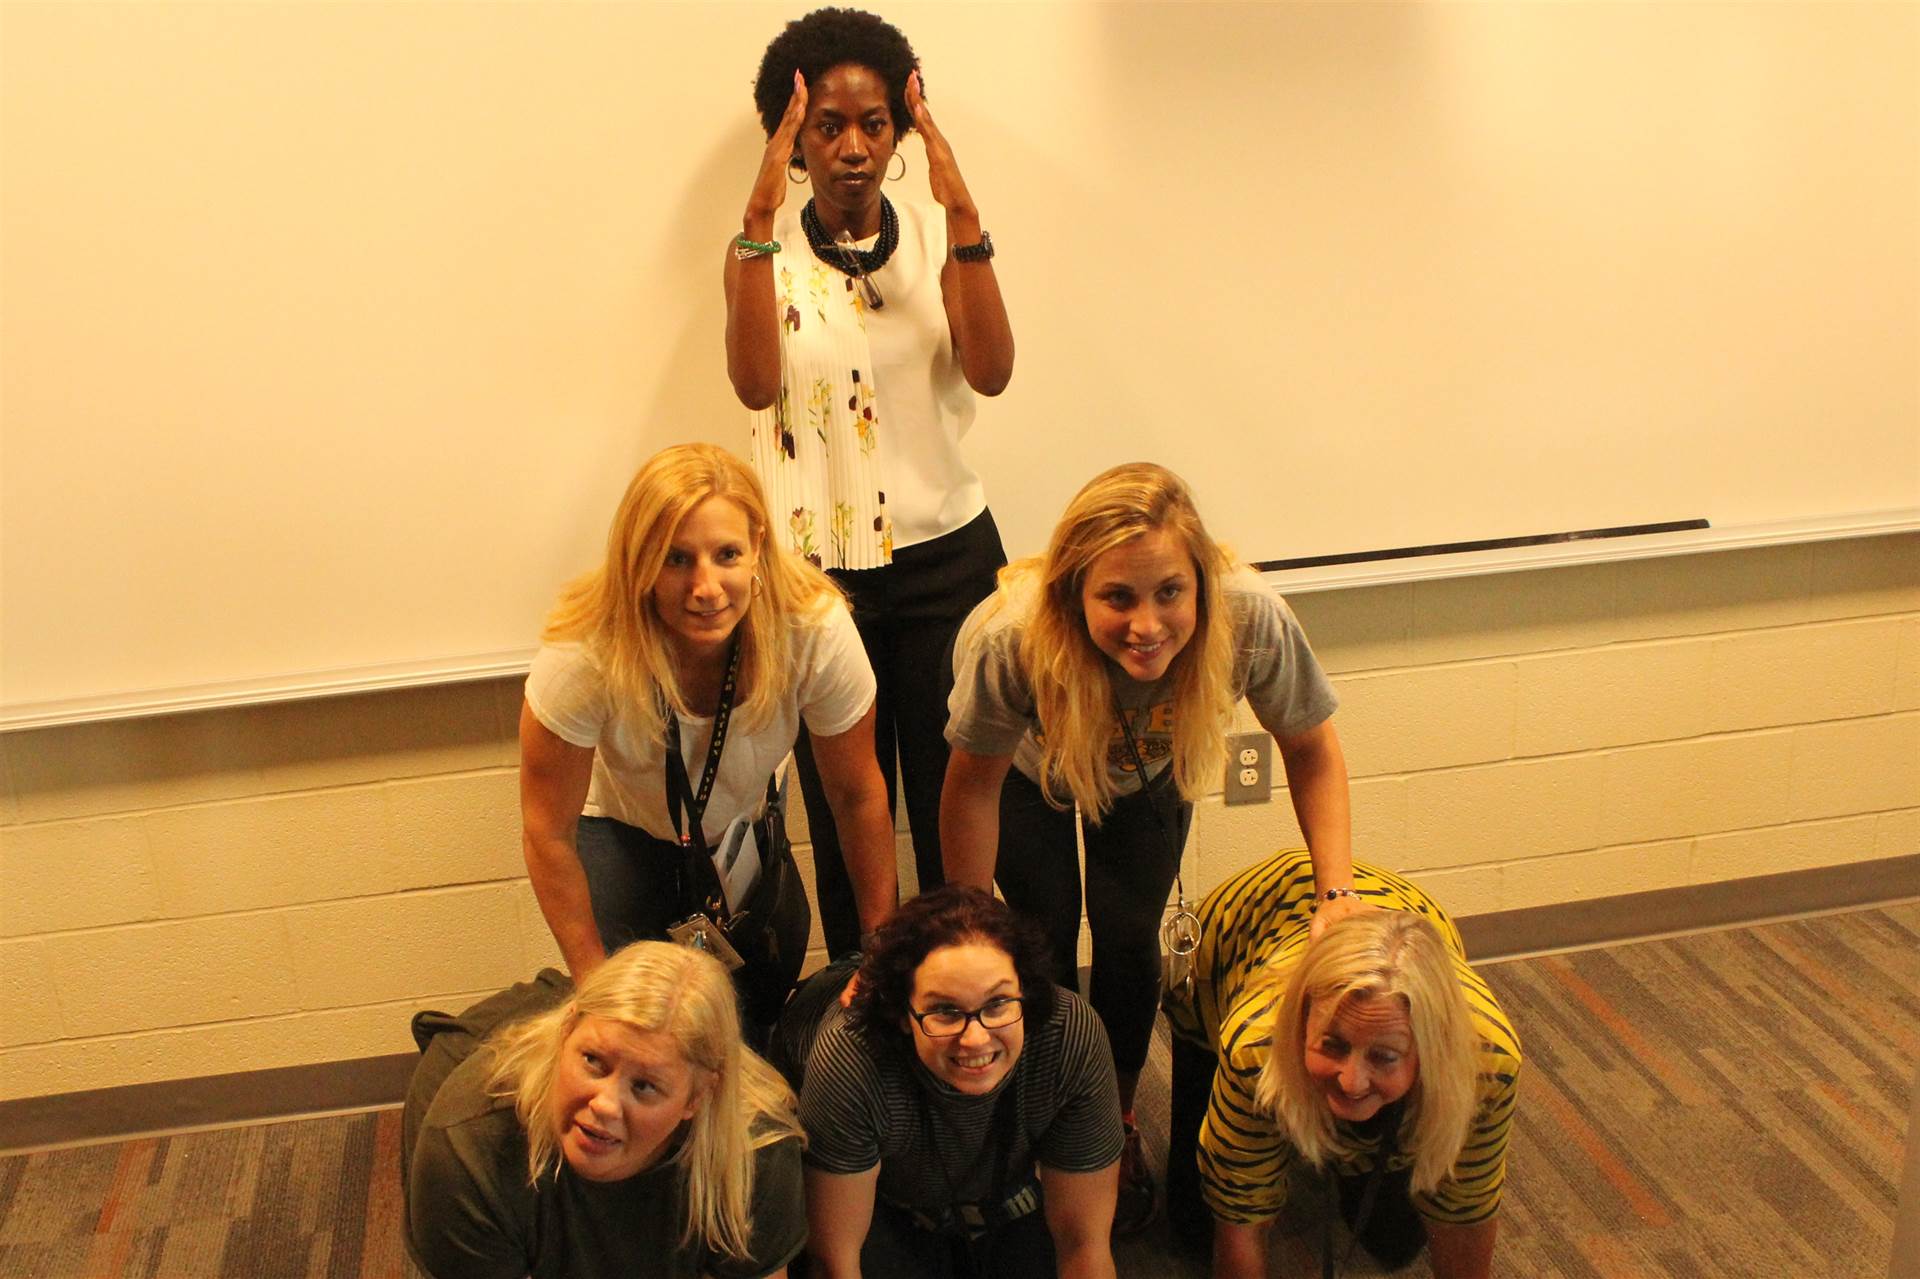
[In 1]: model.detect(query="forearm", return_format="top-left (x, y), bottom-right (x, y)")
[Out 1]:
top-left (1425, 1216), bottom-right (1497, 1279)
top-left (829, 784), bottom-right (899, 935)
top-left (521, 831), bottom-right (606, 980)
top-left (1210, 1218), bottom-right (1268, 1279)
top-left (723, 230), bottom-right (783, 410)
top-left (1054, 1239), bottom-right (1115, 1279)
top-left (806, 1251), bottom-right (861, 1279)
top-left (1279, 722), bottom-right (1354, 891)
top-left (939, 205), bottom-right (1013, 396)
top-left (939, 784), bottom-right (1000, 888)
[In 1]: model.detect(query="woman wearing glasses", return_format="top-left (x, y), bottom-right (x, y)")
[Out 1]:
top-left (722, 8), bottom-right (1015, 962)
top-left (776, 885), bottom-right (1122, 1279)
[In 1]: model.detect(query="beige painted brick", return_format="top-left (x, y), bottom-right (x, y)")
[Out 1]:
top-left (1402, 755), bottom-right (1605, 871)
top-left (1877, 807), bottom-right (1920, 858)
top-left (1400, 863), bottom-right (1505, 919)
top-left (1690, 816), bottom-right (1882, 884)
top-left (6, 710), bottom-right (268, 823)
top-left (0, 816), bottom-right (158, 936)
top-left (1332, 662), bottom-right (1516, 778)
top-left (1806, 533), bottom-right (1920, 621)
top-left (42, 914), bottom-right (300, 1038)
top-left (143, 787), bottom-right (389, 916)
top-left (1208, 777), bottom-right (1406, 870)
top-left (0, 990), bottom-right (501, 1100)
top-left (286, 885), bottom-right (524, 1009)
top-left (1705, 619), bottom-right (1904, 733)
top-left (1502, 840), bottom-right (1693, 910)
top-left (1894, 619), bottom-right (1920, 713)
top-left (1611, 544), bottom-right (1813, 641)
top-left (0, 938), bottom-right (65, 1046)
top-left (249, 682), bottom-right (516, 793)
top-left (380, 770), bottom-right (523, 887)
top-left (1514, 640), bottom-right (1714, 757)
top-left (1788, 714), bottom-right (1920, 821)
top-left (1284, 583), bottom-right (1411, 674)
top-left (1596, 730), bottom-right (1796, 846)
top-left (1406, 562), bottom-right (1619, 664)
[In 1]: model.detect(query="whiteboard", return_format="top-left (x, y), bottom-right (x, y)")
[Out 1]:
top-left (3, 1), bottom-right (1915, 726)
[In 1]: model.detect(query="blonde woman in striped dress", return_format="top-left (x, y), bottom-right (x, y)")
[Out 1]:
top-left (1163, 852), bottom-right (1522, 1279)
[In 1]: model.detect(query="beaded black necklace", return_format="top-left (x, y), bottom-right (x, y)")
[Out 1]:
top-left (802, 196), bottom-right (899, 276)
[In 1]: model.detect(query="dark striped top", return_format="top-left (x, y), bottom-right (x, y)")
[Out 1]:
top-left (1164, 852), bottom-right (1522, 1226)
top-left (794, 989), bottom-right (1124, 1211)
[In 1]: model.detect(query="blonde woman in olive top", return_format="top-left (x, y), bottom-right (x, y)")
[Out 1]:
top-left (1163, 852), bottom-right (1521, 1279)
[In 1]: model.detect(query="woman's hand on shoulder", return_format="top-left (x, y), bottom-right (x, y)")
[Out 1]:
top-left (1307, 891), bottom-right (1374, 942)
top-left (907, 70), bottom-right (977, 223)
top-left (744, 71), bottom-right (809, 232)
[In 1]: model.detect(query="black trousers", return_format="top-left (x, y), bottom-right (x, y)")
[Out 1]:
top-left (992, 768), bottom-right (1190, 1077)
top-left (1165, 1033), bottom-right (1427, 1270)
top-left (797, 508), bottom-right (1005, 957)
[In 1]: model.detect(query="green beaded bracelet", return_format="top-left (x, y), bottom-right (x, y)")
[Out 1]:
top-left (733, 234), bottom-right (780, 261)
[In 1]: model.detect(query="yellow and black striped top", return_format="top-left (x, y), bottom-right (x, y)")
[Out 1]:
top-left (1163, 852), bottom-right (1521, 1226)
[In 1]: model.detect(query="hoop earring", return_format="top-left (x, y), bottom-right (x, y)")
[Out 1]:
top-left (788, 155), bottom-right (808, 184)
top-left (751, 574), bottom-right (764, 597)
top-left (887, 152), bottom-right (906, 182)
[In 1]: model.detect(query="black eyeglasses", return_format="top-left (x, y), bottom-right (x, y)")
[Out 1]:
top-left (907, 995), bottom-right (1025, 1039)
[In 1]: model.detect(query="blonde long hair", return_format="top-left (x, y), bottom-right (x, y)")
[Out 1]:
top-left (1255, 911), bottom-right (1479, 1195)
top-left (485, 942), bottom-right (803, 1262)
top-left (543, 443), bottom-right (841, 739)
top-left (1006, 462), bottom-right (1236, 818)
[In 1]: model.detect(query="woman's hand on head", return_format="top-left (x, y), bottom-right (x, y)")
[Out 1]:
top-left (1308, 892), bottom-right (1374, 942)
top-left (906, 70), bottom-right (977, 221)
top-left (745, 71), bottom-right (809, 231)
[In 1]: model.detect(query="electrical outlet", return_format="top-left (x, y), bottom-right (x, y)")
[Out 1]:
top-left (1224, 732), bottom-right (1272, 805)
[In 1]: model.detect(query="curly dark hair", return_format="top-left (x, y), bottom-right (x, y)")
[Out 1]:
top-left (849, 885), bottom-right (1057, 1039)
top-left (752, 7), bottom-right (921, 143)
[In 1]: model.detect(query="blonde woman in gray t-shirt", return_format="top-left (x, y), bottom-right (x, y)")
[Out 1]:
top-left (940, 462), bottom-right (1365, 1233)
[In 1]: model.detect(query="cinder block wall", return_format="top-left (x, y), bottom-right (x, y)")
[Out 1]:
top-left (3, 535), bottom-right (1915, 1103)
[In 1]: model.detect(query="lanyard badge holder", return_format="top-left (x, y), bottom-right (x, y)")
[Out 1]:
top-left (665, 642), bottom-right (747, 973)
top-left (1113, 695), bottom-right (1202, 1005)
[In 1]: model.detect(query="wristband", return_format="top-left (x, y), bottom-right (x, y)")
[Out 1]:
top-left (952, 231), bottom-right (994, 263)
top-left (733, 234), bottom-right (780, 261)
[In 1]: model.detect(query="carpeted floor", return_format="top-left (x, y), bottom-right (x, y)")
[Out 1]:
top-left (4, 903), bottom-right (1915, 1278)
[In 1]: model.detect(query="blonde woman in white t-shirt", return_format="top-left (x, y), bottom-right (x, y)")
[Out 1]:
top-left (721, 8), bottom-right (1015, 963)
top-left (519, 445), bottom-right (897, 1020)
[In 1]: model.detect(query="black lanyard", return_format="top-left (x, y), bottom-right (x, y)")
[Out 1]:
top-left (1111, 692), bottom-right (1187, 909)
top-left (1321, 1102), bottom-right (1401, 1279)
top-left (663, 639), bottom-right (743, 858)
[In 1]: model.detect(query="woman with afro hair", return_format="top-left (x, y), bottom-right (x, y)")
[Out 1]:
top-left (723, 8), bottom-right (1016, 967)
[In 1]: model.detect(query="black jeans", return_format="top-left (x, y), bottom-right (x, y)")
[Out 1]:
top-left (797, 508), bottom-right (1006, 956)
top-left (992, 768), bottom-right (1190, 1077)
top-left (1165, 1032), bottom-right (1426, 1270)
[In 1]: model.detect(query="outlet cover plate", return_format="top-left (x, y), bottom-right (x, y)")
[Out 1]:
top-left (1224, 732), bottom-right (1272, 805)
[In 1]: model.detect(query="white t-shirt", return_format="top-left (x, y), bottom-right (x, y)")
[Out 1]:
top-left (525, 600), bottom-right (876, 844)
top-left (863, 198), bottom-right (986, 548)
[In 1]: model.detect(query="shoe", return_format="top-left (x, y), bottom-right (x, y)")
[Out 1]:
top-left (1112, 1121), bottom-right (1159, 1236)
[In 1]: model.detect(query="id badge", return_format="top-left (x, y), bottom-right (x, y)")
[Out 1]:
top-left (669, 914), bottom-right (744, 972)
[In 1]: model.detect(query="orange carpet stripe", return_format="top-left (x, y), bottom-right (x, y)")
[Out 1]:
top-left (359, 1110), bottom-right (406, 1279)
top-left (1758, 929), bottom-right (1920, 1058)
top-left (93, 1138), bottom-right (155, 1236)
top-left (1535, 1072), bottom-right (1673, 1229)
top-left (1544, 957), bottom-right (1712, 1107)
